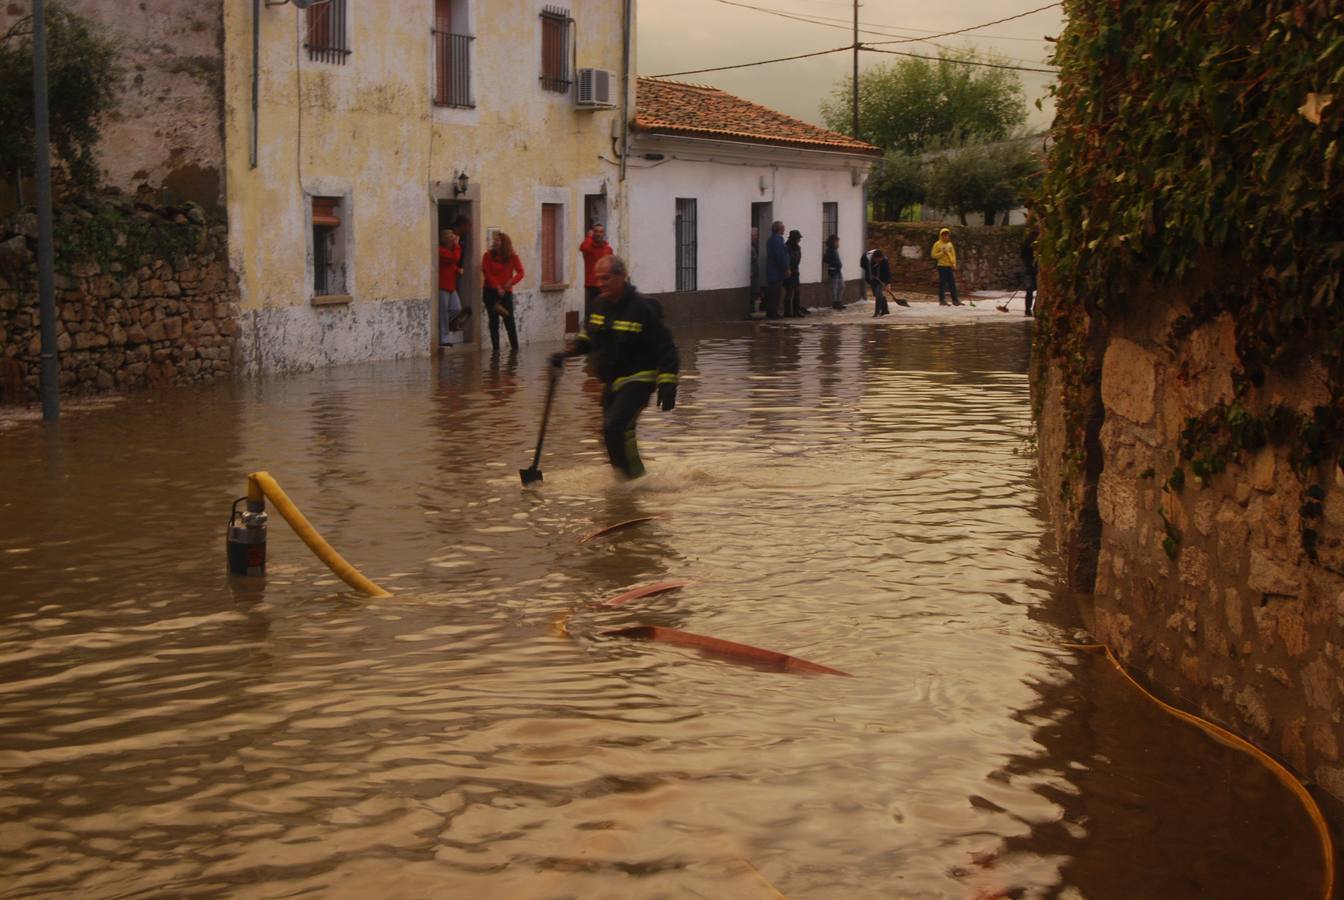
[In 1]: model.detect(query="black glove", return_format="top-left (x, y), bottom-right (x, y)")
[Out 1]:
top-left (549, 351), bottom-right (567, 369)
top-left (657, 382), bottom-right (677, 411)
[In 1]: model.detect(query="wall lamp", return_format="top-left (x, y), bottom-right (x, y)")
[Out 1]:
top-left (453, 171), bottom-right (470, 196)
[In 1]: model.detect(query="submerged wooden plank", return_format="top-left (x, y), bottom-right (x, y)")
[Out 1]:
top-left (602, 580), bottom-right (692, 607)
top-left (579, 514), bottom-right (664, 544)
top-left (603, 625), bottom-right (851, 676)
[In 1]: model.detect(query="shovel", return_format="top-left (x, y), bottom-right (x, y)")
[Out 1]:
top-left (520, 363), bottom-right (560, 485)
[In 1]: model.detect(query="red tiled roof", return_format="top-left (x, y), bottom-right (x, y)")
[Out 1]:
top-left (634, 78), bottom-right (883, 156)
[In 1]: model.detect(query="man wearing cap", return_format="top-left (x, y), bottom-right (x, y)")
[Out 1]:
top-left (931, 227), bottom-right (963, 307)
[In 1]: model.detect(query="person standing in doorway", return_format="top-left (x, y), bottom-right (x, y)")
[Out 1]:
top-left (748, 226), bottom-right (761, 318)
top-left (482, 231), bottom-right (524, 354)
top-left (550, 255), bottom-right (680, 480)
top-left (931, 227), bottom-right (962, 306)
top-left (580, 222), bottom-right (613, 319)
top-left (764, 220), bottom-right (789, 320)
top-left (437, 228), bottom-right (468, 345)
top-left (823, 234), bottom-right (845, 309)
top-left (784, 230), bottom-right (805, 317)
top-left (1021, 217), bottom-right (1039, 317)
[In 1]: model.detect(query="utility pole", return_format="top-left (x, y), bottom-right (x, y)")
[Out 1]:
top-left (32, 0), bottom-right (59, 421)
top-left (851, 0), bottom-right (859, 138)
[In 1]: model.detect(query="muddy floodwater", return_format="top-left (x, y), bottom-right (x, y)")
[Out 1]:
top-left (0, 318), bottom-right (1325, 898)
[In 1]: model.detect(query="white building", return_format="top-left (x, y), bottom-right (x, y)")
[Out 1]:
top-left (623, 78), bottom-right (881, 323)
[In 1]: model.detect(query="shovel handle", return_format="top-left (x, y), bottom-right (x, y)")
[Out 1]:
top-left (530, 364), bottom-right (560, 470)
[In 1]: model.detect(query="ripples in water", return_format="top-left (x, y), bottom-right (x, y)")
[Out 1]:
top-left (0, 321), bottom-right (1322, 897)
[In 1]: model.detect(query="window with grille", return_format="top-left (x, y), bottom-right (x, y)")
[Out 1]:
top-left (822, 202), bottom-right (838, 247)
top-left (540, 6), bottom-right (572, 93)
top-left (541, 203), bottom-right (563, 286)
top-left (433, 0), bottom-right (473, 107)
top-left (675, 198), bottom-right (697, 292)
top-left (306, 0), bottom-right (350, 64)
top-left (312, 196), bottom-right (347, 297)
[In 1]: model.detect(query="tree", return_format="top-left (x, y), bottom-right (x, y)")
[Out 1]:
top-left (870, 151), bottom-right (924, 221)
top-left (924, 140), bottom-right (1040, 225)
top-left (821, 51), bottom-right (1027, 155)
top-left (0, 6), bottom-right (120, 191)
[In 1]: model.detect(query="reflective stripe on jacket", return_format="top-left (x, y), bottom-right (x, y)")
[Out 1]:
top-left (575, 285), bottom-right (679, 388)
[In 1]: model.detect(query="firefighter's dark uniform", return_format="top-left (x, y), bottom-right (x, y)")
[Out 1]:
top-left (562, 283), bottom-right (679, 478)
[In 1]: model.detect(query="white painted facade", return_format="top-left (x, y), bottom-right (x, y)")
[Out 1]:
top-left (623, 135), bottom-right (876, 295)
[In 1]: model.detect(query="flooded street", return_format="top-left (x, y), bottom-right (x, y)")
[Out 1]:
top-left (0, 317), bottom-right (1322, 898)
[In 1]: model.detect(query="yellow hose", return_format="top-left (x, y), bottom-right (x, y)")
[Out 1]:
top-left (1066, 643), bottom-right (1335, 899)
top-left (248, 471), bottom-right (390, 598)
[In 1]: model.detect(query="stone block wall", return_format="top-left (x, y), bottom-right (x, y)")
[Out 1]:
top-left (0, 196), bottom-right (240, 398)
top-left (1045, 288), bottom-right (1344, 803)
top-left (866, 222), bottom-right (1030, 294)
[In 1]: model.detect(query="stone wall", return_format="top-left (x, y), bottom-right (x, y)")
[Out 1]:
top-left (0, 194), bottom-right (240, 398)
top-left (866, 222), bottom-right (1029, 294)
top-left (0, 0), bottom-right (226, 213)
top-left (1038, 287), bottom-right (1344, 804)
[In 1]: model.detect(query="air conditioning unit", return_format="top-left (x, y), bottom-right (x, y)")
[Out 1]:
top-left (576, 68), bottom-right (616, 109)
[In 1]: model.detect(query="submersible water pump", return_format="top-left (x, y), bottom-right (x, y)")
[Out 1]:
top-left (226, 496), bottom-right (268, 576)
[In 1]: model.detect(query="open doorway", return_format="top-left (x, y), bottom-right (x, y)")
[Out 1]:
top-left (750, 202), bottom-right (772, 316)
top-left (437, 199), bottom-right (475, 348)
top-left (582, 194), bottom-right (608, 320)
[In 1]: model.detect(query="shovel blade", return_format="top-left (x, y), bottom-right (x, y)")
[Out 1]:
top-left (520, 467), bottom-right (543, 486)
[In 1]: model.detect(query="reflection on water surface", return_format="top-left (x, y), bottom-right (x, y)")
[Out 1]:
top-left (0, 320), bottom-right (1321, 897)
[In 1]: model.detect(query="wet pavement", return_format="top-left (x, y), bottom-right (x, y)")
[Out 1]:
top-left (0, 311), bottom-right (1324, 897)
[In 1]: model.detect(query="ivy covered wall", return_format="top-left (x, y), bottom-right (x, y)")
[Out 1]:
top-left (1033, 1), bottom-right (1344, 799)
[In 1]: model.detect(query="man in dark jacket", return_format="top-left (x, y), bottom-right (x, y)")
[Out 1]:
top-left (551, 255), bottom-right (679, 479)
top-left (764, 220), bottom-right (790, 320)
top-left (784, 230), bottom-right (805, 317)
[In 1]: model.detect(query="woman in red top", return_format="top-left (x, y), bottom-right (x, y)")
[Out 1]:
top-left (437, 229), bottom-right (468, 346)
top-left (481, 231), bottom-right (525, 353)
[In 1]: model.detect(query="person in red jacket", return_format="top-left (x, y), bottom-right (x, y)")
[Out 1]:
top-left (579, 222), bottom-right (613, 317)
top-left (437, 228), bottom-right (469, 346)
top-left (481, 231), bottom-right (524, 354)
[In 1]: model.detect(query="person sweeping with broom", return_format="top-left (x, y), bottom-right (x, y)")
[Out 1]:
top-left (549, 255), bottom-right (679, 480)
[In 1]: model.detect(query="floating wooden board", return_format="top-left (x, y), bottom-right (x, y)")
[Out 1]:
top-left (579, 514), bottom-right (664, 544)
top-left (603, 580), bottom-right (692, 607)
top-left (603, 625), bottom-right (851, 676)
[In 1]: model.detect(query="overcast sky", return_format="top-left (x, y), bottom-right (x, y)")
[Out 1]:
top-left (636, 0), bottom-right (1064, 133)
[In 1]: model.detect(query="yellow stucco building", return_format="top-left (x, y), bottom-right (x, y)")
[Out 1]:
top-left (0, 0), bottom-right (636, 374)
top-left (223, 0), bottom-right (634, 371)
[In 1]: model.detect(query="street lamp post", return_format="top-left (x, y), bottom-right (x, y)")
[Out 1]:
top-left (32, 0), bottom-right (60, 421)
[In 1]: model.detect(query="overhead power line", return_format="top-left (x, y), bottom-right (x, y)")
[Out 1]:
top-left (862, 46), bottom-right (1058, 74)
top-left (650, 2), bottom-right (1063, 80)
top-left (864, 3), bottom-right (1062, 46)
top-left (650, 45), bottom-right (853, 79)
top-left (712, 0), bottom-right (1055, 45)
top-left (708, 0), bottom-right (1051, 66)
top-left (650, 44), bottom-right (1058, 80)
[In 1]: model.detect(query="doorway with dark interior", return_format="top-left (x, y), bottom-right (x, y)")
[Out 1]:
top-left (750, 202), bottom-right (772, 318)
top-left (438, 200), bottom-right (475, 348)
top-left (582, 193), bottom-right (608, 320)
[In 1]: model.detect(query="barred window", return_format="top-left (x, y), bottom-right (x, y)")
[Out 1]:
top-left (821, 202), bottom-right (838, 262)
top-left (675, 198), bottom-right (697, 292)
top-left (540, 6), bottom-right (572, 93)
top-left (307, 0), bottom-right (351, 65)
top-left (433, 0), bottom-right (473, 108)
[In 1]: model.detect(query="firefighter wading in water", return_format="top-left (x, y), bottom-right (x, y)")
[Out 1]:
top-left (550, 255), bottom-right (679, 479)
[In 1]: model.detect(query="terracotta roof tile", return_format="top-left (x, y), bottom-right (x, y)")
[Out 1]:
top-left (634, 78), bottom-right (883, 156)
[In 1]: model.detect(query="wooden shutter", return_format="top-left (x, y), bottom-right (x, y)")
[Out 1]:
top-left (541, 204), bottom-right (559, 284)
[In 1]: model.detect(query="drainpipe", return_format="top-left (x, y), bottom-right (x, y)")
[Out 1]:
top-left (251, 0), bottom-right (259, 169)
top-left (619, 0), bottom-right (632, 184)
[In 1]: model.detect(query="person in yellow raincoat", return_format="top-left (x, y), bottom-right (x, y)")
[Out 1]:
top-left (931, 227), bottom-right (962, 306)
